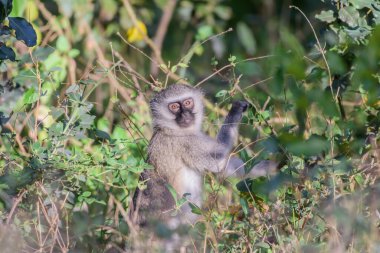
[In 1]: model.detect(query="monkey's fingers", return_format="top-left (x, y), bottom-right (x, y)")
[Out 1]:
top-left (232, 101), bottom-right (249, 112)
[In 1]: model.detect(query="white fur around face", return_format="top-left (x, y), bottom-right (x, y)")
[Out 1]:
top-left (150, 85), bottom-right (204, 134)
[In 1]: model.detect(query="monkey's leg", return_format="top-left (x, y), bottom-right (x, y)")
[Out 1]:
top-left (217, 101), bottom-right (248, 149)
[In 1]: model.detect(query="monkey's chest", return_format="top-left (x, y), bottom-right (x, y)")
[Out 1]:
top-left (171, 167), bottom-right (203, 207)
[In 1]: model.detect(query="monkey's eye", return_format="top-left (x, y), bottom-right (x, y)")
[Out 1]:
top-left (182, 98), bottom-right (194, 109)
top-left (168, 103), bottom-right (180, 113)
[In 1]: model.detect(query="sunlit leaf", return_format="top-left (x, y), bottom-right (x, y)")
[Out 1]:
top-left (56, 36), bottom-right (70, 52)
top-left (22, 87), bottom-right (39, 104)
top-left (316, 10), bottom-right (336, 23)
top-left (349, 0), bottom-right (372, 9)
top-left (338, 6), bottom-right (360, 27)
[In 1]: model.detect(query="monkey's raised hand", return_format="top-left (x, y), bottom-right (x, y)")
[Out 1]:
top-left (231, 100), bottom-right (249, 112)
top-left (217, 100), bottom-right (249, 149)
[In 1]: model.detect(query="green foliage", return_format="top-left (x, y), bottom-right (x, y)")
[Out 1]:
top-left (0, 0), bottom-right (380, 252)
top-left (0, 0), bottom-right (36, 61)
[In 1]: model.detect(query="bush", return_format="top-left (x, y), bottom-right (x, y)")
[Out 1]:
top-left (0, 0), bottom-right (379, 252)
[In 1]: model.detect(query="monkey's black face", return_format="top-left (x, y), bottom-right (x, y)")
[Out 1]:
top-left (168, 98), bottom-right (195, 128)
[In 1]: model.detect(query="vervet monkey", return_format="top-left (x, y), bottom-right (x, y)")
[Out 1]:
top-left (130, 84), bottom-right (276, 245)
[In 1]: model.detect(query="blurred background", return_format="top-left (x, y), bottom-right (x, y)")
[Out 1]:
top-left (0, 0), bottom-right (379, 252)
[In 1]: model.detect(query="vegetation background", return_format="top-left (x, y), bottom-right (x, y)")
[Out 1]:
top-left (0, 0), bottom-right (379, 252)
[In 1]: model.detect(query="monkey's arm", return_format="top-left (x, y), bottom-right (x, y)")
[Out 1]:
top-left (181, 101), bottom-right (248, 173)
top-left (182, 136), bottom-right (277, 178)
top-left (216, 101), bottom-right (248, 151)
top-left (222, 157), bottom-right (278, 178)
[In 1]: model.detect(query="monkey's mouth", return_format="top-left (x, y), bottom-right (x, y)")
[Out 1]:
top-left (176, 112), bottom-right (195, 128)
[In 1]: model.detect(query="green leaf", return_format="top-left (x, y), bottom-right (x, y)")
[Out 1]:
top-left (189, 202), bottom-right (202, 215)
top-left (48, 122), bottom-right (63, 137)
top-left (237, 22), bottom-right (256, 55)
top-left (349, 0), bottom-right (372, 9)
top-left (285, 134), bottom-right (329, 157)
top-left (215, 90), bottom-right (227, 97)
top-left (165, 184), bottom-right (178, 202)
top-left (99, 0), bottom-right (117, 20)
top-left (112, 125), bottom-right (128, 139)
top-left (196, 25), bottom-right (213, 41)
top-left (214, 6), bottom-right (232, 20)
top-left (239, 197), bottom-right (249, 216)
top-left (326, 51), bottom-right (347, 75)
top-left (9, 0), bottom-right (26, 17)
top-left (177, 196), bottom-right (188, 207)
top-left (338, 6), bottom-right (360, 27)
top-left (228, 55), bottom-right (237, 66)
top-left (257, 242), bottom-right (271, 249)
top-left (354, 174), bottom-right (364, 186)
top-left (177, 62), bottom-right (188, 68)
top-left (0, 44), bottom-right (15, 61)
top-left (68, 49), bottom-right (80, 58)
top-left (306, 67), bottom-right (325, 83)
top-left (315, 10), bottom-right (336, 23)
top-left (154, 0), bottom-right (168, 9)
top-left (65, 84), bottom-right (80, 94)
top-left (0, 0), bottom-right (13, 23)
top-left (56, 36), bottom-right (70, 52)
top-left (126, 156), bottom-right (138, 167)
top-left (82, 191), bottom-right (91, 197)
top-left (8, 17), bottom-right (37, 47)
top-left (23, 87), bottom-right (39, 104)
top-left (345, 26), bottom-right (371, 40)
top-left (170, 65), bottom-right (177, 73)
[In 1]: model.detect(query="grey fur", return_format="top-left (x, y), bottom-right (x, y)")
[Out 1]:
top-left (130, 84), bottom-right (277, 249)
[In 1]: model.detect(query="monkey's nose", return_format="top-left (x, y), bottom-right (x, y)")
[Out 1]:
top-left (179, 112), bottom-right (194, 126)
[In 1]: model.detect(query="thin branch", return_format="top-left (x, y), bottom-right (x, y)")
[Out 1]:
top-left (290, 5), bottom-right (336, 103)
top-left (6, 190), bottom-right (26, 225)
top-left (195, 55), bottom-right (274, 88)
top-left (150, 0), bottom-right (178, 76)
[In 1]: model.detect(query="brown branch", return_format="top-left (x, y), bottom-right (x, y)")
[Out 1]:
top-left (195, 64), bottom-right (233, 87)
top-left (3, 123), bottom-right (28, 155)
top-left (195, 54), bottom-right (274, 88)
top-left (117, 32), bottom-right (190, 86)
top-left (150, 0), bottom-right (178, 76)
top-left (6, 190), bottom-right (26, 225)
top-left (36, 0), bottom-right (65, 36)
top-left (121, 0), bottom-right (161, 60)
top-left (82, 23), bottom-right (133, 103)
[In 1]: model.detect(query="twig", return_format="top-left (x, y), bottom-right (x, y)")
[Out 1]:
top-left (195, 64), bottom-right (233, 87)
top-left (121, 0), bottom-right (162, 61)
top-left (117, 32), bottom-right (189, 85)
top-left (289, 5), bottom-right (336, 103)
top-left (195, 55), bottom-right (274, 88)
top-left (243, 76), bottom-right (273, 90)
top-left (3, 123), bottom-right (28, 155)
top-left (150, 0), bottom-right (178, 76)
top-left (6, 190), bottom-right (26, 225)
top-left (112, 196), bottom-right (137, 236)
